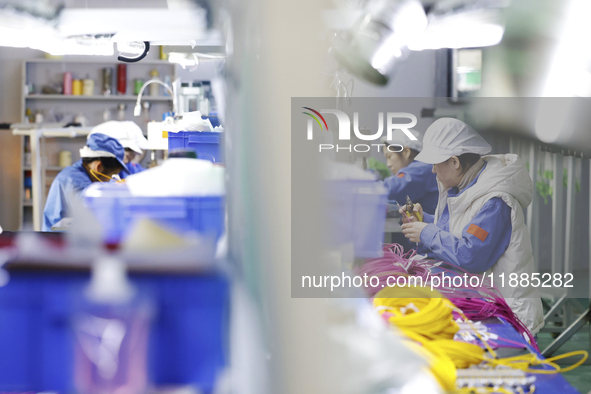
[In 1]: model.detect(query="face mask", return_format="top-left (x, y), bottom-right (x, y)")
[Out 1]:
top-left (90, 169), bottom-right (124, 183)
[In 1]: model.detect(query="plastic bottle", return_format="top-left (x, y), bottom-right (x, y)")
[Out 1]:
top-left (117, 104), bottom-right (126, 121)
top-left (134, 79), bottom-right (144, 95)
top-left (83, 75), bottom-right (94, 96)
top-left (72, 80), bottom-right (83, 95)
top-left (117, 64), bottom-right (127, 95)
top-left (63, 72), bottom-right (72, 95)
top-left (149, 69), bottom-right (160, 96)
top-left (102, 68), bottom-right (113, 96)
top-left (72, 257), bottom-right (153, 394)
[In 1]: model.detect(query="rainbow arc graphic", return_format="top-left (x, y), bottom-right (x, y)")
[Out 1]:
top-left (302, 107), bottom-right (328, 131)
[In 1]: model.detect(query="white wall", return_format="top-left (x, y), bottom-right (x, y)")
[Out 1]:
top-left (352, 50), bottom-right (438, 97)
top-left (341, 50), bottom-right (439, 166)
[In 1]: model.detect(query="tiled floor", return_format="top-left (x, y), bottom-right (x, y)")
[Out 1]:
top-left (537, 331), bottom-right (591, 393)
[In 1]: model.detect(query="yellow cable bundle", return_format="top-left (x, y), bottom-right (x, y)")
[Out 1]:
top-left (401, 332), bottom-right (457, 392)
top-left (374, 285), bottom-right (484, 390)
top-left (487, 351), bottom-right (588, 374)
top-left (373, 285), bottom-right (459, 340)
top-left (454, 309), bottom-right (589, 374)
top-left (431, 339), bottom-right (484, 369)
top-left (373, 285), bottom-right (588, 392)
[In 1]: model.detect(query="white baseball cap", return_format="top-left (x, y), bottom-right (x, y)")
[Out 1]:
top-left (90, 121), bottom-right (148, 154)
top-left (415, 118), bottom-right (492, 164)
top-left (381, 128), bottom-right (424, 152)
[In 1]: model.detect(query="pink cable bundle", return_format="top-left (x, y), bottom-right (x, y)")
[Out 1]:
top-left (432, 264), bottom-right (540, 352)
top-left (450, 297), bottom-right (539, 352)
top-left (354, 244), bottom-right (431, 296)
top-left (357, 243), bottom-right (540, 352)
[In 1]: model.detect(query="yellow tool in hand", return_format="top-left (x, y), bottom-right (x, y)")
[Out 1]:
top-left (405, 195), bottom-right (423, 222)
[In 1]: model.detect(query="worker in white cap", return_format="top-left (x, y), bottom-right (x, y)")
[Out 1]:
top-left (43, 133), bottom-right (128, 231)
top-left (381, 129), bottom-right (438, 214)
top-left (89, 121), bottom-right (149, 178)
top-left (399, 118), bottom-right (544, 335)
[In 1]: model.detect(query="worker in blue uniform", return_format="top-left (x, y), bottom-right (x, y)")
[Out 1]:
top-left (399, 118), bottom-right (544, 334)
top-left (89, 121), bottom-right (149, 179)
top-left (42, 133), bottom-right (128, 231)
top-left (125, 159), bottom-right (145, 176)
top-left (382, 129), bottom-right (438, 214)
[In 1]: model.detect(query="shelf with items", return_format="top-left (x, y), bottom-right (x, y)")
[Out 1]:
top-left (25, 94), bottom-right (173, 102)
top-left (21, 59), bottom-right (177, 127)
top-left (24, 58), bottom-right (173, 66)
top-left (13, 125), bottom-right (93, 231)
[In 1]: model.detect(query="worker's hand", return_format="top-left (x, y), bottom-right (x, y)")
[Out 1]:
top-left (402, 222), bottom-right (428, 243)
top-left (398, 203), bottom-right (424, 223)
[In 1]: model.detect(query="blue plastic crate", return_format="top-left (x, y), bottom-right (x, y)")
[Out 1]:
top-left (85, 184), bottom-right (225, 244)
top-left (0, 271), bottom-right (229, 393)
top-left (202, 116), bottom-right (220, 128)
top-left (168, 131), bottom-right (223, 163)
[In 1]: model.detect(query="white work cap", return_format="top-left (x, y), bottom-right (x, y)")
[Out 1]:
top-left (90, 121), bottom-right (147, 154)
top-left (381, 129), bottom-right (423, 152)
top-left (125, 121), bottom-right (150, 150)
top-left (415, 118), bottom-right (491, 164)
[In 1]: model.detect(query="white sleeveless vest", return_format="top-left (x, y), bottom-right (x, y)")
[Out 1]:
top-left (432, 154), bottom-right (544, 334)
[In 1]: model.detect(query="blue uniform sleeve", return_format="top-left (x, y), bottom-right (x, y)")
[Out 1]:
top-left (120, 163), bottom-right (144, 179)
top-left (419, 197), bottom-right (512, 273)
top-left (384, 167), bottom-right (426, 204)
top-left (43, 181), bottom-right (67, 231)
top-left (42, 167), bottom-right (90, 231)
top-left (422, 212), bottom-right (434, 224)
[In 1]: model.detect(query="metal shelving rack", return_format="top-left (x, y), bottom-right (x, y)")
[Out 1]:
top-left (25, 94), bottom-right (173, 101)
top-left (13, 58), bottom-right (177, 231)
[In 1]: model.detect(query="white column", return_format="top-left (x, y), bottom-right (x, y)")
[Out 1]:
top-left (30, 129), bottom-right (43, 231)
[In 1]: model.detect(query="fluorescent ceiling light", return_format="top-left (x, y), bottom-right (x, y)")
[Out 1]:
top-left (539, 0), bottom-right (591, 97)
top-left (535, 100), bottom-right (573, 144)
top-left (333, 0), bottom-right (428, 86)
top-left (332, 0), bottom-right (508, 85)
top-left (535, 0), bottom-right (591, 143)
top-left (409, 12), bottom-right (505, 50)
top-left (0, 5), bottom-right (214, 56)
top-left (58, 9), bottom-right (207, 41)
top-left (0, 25), bottom-right (113, 56)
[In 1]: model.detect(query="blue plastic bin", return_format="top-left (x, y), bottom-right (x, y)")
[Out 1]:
top-left (85, 184), bottom-right (225, 244)
top-left (0, 271), bottom-right (229, 393)
top-left (203, 116), bottom-right (220, 128)
top-left (168, 131), bottom-right (223, 163)
top-left (325, 180), bottom-right (387, 258)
